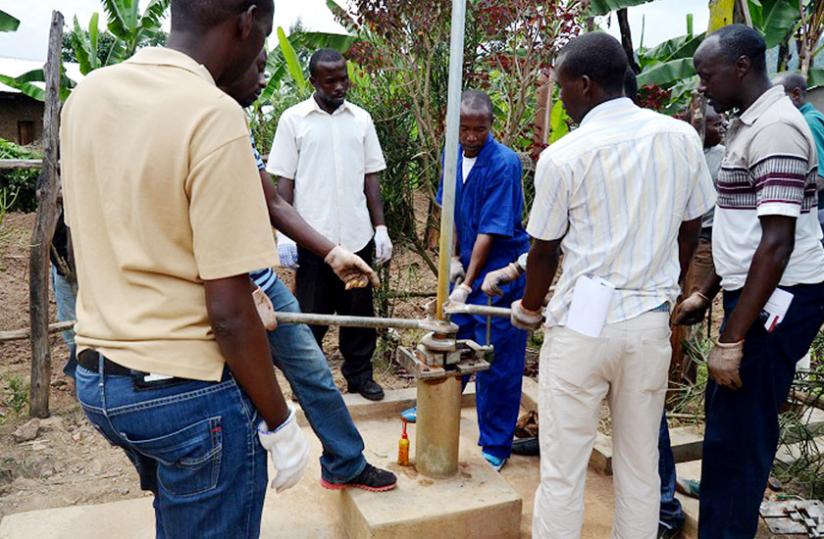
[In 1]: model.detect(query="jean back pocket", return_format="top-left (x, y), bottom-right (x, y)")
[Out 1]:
top-left (122, 416), bottom-right (223, 497)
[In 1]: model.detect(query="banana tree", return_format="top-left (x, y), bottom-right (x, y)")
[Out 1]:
top-left (102, 0), bottom-right (169, 59)
top-left (260, 27), bottom-right (357, 105)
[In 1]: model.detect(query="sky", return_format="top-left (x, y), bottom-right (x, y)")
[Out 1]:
top-left (0, 0), bottom-right (708, 62)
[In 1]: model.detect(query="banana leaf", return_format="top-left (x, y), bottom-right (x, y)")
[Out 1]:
top-left (326, 0), bottom-right (358, 32)
top-left (0, 9), bottom-right (20, 32)
top-left (68, 14), bottom-right (101, 75)
top-left (749, 0), bottom-right (801, 48)
top-left (0, 68), bottom-right (75, 102)
top-left (0, 72), bottom-right (45, 101)
top-left (292, 32), bottom-right (356, 53)
top-left (639, 32), bottom-right (705, 69)
top-left (588, 0), bottom-right (655, 16)
top-left (139, 0), bottom-right (169, 32)
top-left (549, 100), bottom-right (570, 144)
top-left (809, 68), bottom-right (824, 87)
top-left (637, 57), bottom-right (696, 87)
top-left (102, 0), bottom-right (140, 42)
top-left (277, 27), bottom-right (308, 92)
top-left (708, 0), bottom-right (736, 31)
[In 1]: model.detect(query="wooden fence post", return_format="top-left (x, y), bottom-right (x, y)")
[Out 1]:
top-left (29, 10), bottom-right (63, 418)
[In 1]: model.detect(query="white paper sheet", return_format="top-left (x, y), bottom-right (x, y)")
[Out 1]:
top-left (566, 275), bottom-right (615, 338)
top-left (763, 288), bottom-right (793, 332)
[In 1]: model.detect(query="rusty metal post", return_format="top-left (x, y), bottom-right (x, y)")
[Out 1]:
top-left (415, 0), bottom-right (467, 478)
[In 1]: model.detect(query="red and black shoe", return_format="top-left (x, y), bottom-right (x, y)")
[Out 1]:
top-left (320, 463), bottom-right (397, 493)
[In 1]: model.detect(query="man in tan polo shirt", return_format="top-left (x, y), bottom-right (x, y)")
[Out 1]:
top-left (60, 1), bottom-right (326, 536)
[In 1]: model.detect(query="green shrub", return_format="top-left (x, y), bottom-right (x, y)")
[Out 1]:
top-left (0, 139), bottom-right (41, 212)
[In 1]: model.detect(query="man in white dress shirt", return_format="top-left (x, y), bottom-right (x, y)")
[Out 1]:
top-left (267, 49), bottom-right (391, 401)
top-left (511, 33), bottom-right (716, 538)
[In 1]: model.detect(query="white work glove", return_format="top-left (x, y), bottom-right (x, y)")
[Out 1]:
top-left (373, 225), bottom-right (393, 266)
top-left (449, 256), bottom-right (465, 283)
top-left (277, 232), bottom-right (298, 269)
top-left (325, 245), bottom-right (380, 290)
top-left (449, 283), bottom-right (472, 304)
top-left (672, 291), bottom-right (711, 326)
top-left (252, 286), bottom-right (277, 331)
top-left (481, 263), bottom-right (522, 297)
top-left (510, 299), bottom-right (544, 331)
top-left (257, 408), bottom-right (310, 493)
top-left (707, 339), bottom-right (744, 390)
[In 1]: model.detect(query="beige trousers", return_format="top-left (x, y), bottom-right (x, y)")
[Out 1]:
top-left (532, 311), bottom-right (671, 539)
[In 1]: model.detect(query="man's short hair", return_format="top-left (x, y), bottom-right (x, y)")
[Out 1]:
top-left (309, 49), bottom-right (345, 77)
top-left (623, 68), bottom-right (638, 102)
top-left (712, 24), bottom-right (767, 75)
top-left (171, 0), bottom-right (273, 31)
top-left (776, 72), bottom-right (808, 95)
top-left (461, 89), bottom-right (494, 121)
top-left (557, 32), bottom-right (628, 94)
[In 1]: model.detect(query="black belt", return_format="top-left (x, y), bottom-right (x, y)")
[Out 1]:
top-left (77, 350), bottom-right (190, 389)
top-left (78, 350), bottom-right (137, 375)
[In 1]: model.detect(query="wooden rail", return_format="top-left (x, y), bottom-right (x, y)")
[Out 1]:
top-left (0, 159), bottom-right (43, 169)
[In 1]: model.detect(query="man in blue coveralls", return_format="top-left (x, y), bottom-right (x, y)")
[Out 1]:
top-left (403, 90), bottom-right (530, 471)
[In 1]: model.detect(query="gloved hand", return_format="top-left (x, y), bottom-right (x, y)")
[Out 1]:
top-left (277, 233), bottom-right (298, 269)
top-left (511, 299), bottom-right (543, 331)
top-left (672, 291), bottom-right (711, 326)
top-left (449, 256), bottom-right (465, 283)
top-left (252, 286), bottom-right (277, 331)
top-left (325, 245), bottom-right (380, 290)
top-left (374, 225), bottom-right (393, 266)
top-left (482, 263), bottom-right (522, 297)
top-left (708, 339), bottom-right (744, 390)
top-left (257, 408), bottom-right (310, 493)
top-left (449, 283), bottom-right (472, 304)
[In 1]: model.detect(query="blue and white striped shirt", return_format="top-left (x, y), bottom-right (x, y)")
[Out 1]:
top-left (527, 98), bottom-right (716, 326)
top-left (249, 134), bottom-right (277, 293)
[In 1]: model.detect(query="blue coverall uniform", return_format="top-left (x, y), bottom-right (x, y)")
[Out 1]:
top-left (437, 134), bottom-right (531, 460)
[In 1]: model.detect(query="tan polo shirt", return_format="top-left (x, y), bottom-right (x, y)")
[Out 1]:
top-left (60, 48), bottom-right (277, 381)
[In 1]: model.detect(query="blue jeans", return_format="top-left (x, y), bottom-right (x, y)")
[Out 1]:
top-left (658, 411), bottom-right (685, 531)
top-left (51, 265), bottom-right (77, 378)
top-left (75, 361), bottom-right (267, 539)
top-left (700, 282), bottom-right (824, 538)
top-left (265, 278), bottom-right (367, 483)
top-left (452, 276), bottom-right (527, 460)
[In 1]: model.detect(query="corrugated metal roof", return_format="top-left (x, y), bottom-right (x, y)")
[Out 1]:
top-left (0, 57), bottom-right (82, 95)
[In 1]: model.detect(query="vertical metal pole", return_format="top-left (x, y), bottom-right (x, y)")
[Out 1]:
top-left (434, 0), bottom-right (466, 321)
top-left (416, 0), bottom-right (466, 479)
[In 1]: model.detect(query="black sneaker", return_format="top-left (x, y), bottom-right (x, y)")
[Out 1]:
top-left (657, 523), bottom-right (682, 539)
top-left (350, 379), bottom-right (385, 401)
top-left (320, 463), bottom-right (398, 492)
top-left (511, 437), bottom-right (540, 456)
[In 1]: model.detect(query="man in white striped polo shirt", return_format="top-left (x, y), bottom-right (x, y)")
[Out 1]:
top-left (678, 25), bottom-right (824, 537)
top-left (511, 33), bottom-right (716, 538)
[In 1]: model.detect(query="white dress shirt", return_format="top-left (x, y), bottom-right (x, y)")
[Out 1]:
top-left (266, 97), bottom-right (387, 252)
top-left (527, 97), bottom-right (717, 326)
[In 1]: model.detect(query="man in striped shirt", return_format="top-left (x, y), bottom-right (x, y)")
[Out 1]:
top-left (511, 33), bottom-right (716, 538)
top-left (677, 25), bottom-right (824, 537)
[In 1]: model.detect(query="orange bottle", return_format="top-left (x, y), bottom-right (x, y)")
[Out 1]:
top-left (398, 420), bottom-right (410, 466)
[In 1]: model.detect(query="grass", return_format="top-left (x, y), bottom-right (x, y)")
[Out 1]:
top-left (1, 374), bottom-right (29, 421)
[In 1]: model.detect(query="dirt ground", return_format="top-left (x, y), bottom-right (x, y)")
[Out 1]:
top-left (0, 212), bottom-right (539, 519)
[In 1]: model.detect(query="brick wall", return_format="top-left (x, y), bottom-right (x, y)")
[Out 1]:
top-left (0, 92), bottom-right (44, 146)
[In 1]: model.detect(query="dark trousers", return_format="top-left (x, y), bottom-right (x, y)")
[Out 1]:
top-left (295, 242), bottom-right (376, 388)
top-left (699, 282), bottom-right (824, 538)
top-left (659, 412), bottom-right (685, 531)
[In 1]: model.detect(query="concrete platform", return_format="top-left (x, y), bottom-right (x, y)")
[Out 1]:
top-left (0, 382), bottom-right (625, 539)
